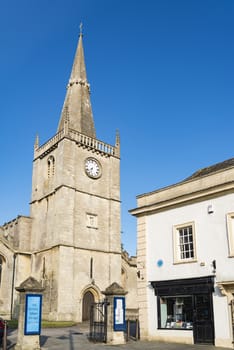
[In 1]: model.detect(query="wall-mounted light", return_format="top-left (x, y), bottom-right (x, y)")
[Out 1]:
top-left (207, 204), bottom-right (214, 214)
top-left (137, 261), bottom-right (145, 279)
top-left (212, 259), bottom-right (216, 273)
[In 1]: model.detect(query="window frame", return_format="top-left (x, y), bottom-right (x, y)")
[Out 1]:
top-left (173, 222), bottom-right (197, 264)
top-left (158, 295), bottom-right (193, 330)
top-left (47, 155), bottom-right (55, 178)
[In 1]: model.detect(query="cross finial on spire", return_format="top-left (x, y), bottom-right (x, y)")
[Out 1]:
top-left (79, 22), bottom-right (83, 36)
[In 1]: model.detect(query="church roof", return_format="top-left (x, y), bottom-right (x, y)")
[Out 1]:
top-left (57, 29), bottom-right (96, 137)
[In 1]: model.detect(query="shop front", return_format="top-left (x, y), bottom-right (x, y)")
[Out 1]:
top-left (151, 276), bottom-right (215, 344)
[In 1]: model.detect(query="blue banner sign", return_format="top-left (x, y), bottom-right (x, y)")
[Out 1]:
top-left (113, 296), bottom-right (126, 331)
top-left (24, 294), bottom-right (42, 335)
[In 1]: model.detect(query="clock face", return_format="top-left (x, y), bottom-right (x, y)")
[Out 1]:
top-left (85, 158), bottom-right (101, 178)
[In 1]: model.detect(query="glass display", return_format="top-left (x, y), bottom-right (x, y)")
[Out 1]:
top-left (160, 296), bottom-right (193, 329)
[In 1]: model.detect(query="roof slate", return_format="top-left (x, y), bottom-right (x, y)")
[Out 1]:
top-left (184, 157), bottom-right (234, 181)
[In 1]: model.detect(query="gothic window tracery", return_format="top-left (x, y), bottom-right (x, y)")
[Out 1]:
top-left (47, 156), bottom-right (55, 178)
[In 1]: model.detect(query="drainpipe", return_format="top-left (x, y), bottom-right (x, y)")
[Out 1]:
top-left (10, 253), bottom-right (16, 320)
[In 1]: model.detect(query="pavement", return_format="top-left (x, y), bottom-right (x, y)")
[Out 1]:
top-left (5, 323), bottom-right (233, 350)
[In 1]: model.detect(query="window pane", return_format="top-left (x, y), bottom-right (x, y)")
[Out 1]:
top-left (160, 296), bottom-right (193, 329)
top-left (177, 225), bottom-right (194, 260)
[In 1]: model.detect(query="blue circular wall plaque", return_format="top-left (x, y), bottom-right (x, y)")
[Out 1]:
top-left (157, 259), bottom-right (163, 267)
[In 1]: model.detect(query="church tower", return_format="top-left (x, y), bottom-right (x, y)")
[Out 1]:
top-left (30, 31), bottom-right (121, 321)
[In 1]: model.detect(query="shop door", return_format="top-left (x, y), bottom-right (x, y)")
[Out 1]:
top-left (193, 294), bottom-right (214, 344)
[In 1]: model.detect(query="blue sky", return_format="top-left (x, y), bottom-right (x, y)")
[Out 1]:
top-left (0, 0), bottom-right (233, 256)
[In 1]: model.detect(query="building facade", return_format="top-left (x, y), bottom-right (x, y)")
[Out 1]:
top-left (0, 33), bottom-right (137, 322)
top-left (130, 159), bottom-right (234, 347)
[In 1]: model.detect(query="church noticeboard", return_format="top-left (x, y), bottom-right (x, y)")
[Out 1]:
top-left (24, 294), bottom-right (42, 335)
top-left (113, 297), bottom-right (126, 331)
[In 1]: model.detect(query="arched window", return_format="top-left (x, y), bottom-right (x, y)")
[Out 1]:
top-left (47, 156), bottom-right (55, 178)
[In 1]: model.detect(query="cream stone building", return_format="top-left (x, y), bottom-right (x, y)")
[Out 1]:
top-left (0, 33), bottom-right (137, 322)
top-left (130, 159), bottom-right (234, 347)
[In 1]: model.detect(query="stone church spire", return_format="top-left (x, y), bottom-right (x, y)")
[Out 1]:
top-left (57, 27), bottom-right (96, 137)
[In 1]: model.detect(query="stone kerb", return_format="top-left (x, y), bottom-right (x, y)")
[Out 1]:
top-left (15, 276), bottom-right (44, 350)
top-left (102, 282), bottom-right (127, 345)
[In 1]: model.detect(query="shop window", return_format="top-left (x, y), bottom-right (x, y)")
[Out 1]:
top-left (173, 222), bottom-right (196, 263)
top-left (159, 296), bottom-right (193, 329)
top-left (227, 213), bottom-right (234, 256)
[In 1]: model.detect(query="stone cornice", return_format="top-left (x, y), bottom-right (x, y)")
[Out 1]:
top-left (130, 168), bottom-right (234, 216)
top-left (15, 276), bottom-right (44, 292)
top-left (1, 215), bottom-right (32, 229)
top-left (30, 243), bottom-right (122, 256)
top-left (34, 128), bottom-right (120, 160)
top-left (30, 184), bottom-right (121, 205)
top-left (0, 236), bottom-right (15, 252)
top-left (0, 238), bottom-right (32, 256)
top-left (216, 281), bottom-right (234, 297)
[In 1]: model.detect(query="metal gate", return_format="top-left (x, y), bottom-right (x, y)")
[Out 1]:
top-left (89, 300), bottom-right (108, 342)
